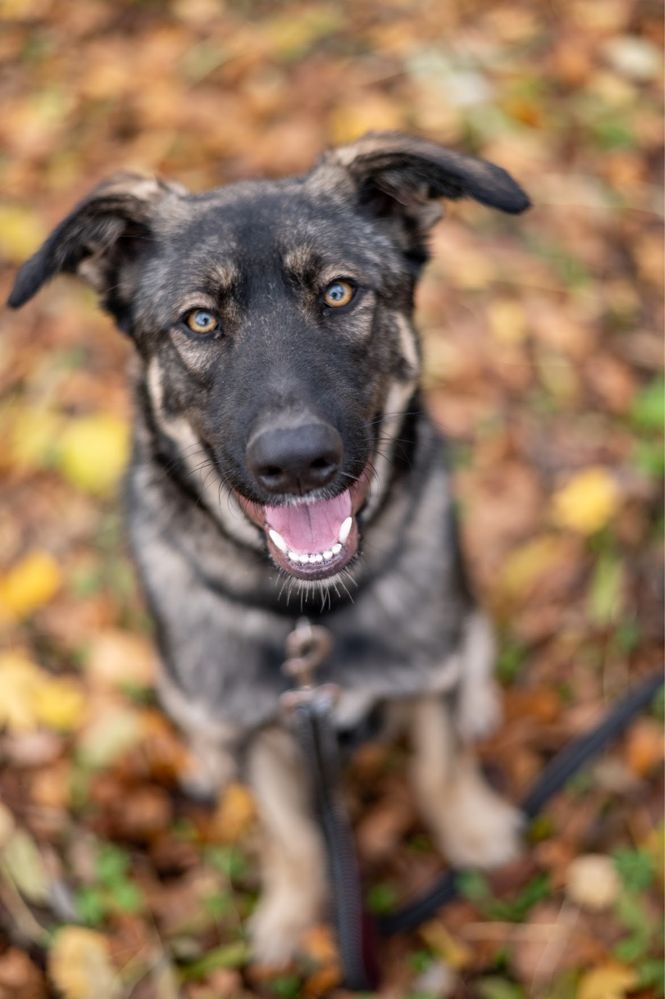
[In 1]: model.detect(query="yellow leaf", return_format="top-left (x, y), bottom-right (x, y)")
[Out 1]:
top-left (0, 652), bottom-right (43, 731)
top-left (57, 414), bottom-right (129, 495)
top-left (577, 963), bottom-right (637, 999)
top-left (8, 405), bottom-right (64, 473)
top-left (0, 204), bottom-right (46, 262)
top-left (0, 652), bottom-right (85, 733)
top-left (551, 467), bottom-right (619, 534)
top-left (33, 677), bottom-right (86, 731)
top-left (49, 927), bottom-right (119, 999)
top-left (487, 299), bottom-right (528, 344)
top-left (420, 920), bottom-right (472, 970)
top-left (328, 96), bottom-right (404, 145)
top-left (0, 551), bottom-right (61, 619)
top-left (499, 535), bottom-right (562, 599)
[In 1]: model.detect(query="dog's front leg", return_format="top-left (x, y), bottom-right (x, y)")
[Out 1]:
top-left (408, 696), bottom-right (523, 870)
top-left (246, 726), bottom-right (327, 966)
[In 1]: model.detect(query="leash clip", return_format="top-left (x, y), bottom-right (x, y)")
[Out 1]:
top-left (279, 617), bottom-right (338, 714)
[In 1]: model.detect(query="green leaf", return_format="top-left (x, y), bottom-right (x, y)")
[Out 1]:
top-left (592, 117), bottom-right (635, 150)
top-left (632, 440), bottom-right (665, 477)
top-left (486, 873), bottom-right (551, 922)
top-left (476, 977), bottom-right (525, 999)
top-left (613, 848), bottom-right (656, 892)
top-left (76, 885), bottom-right (107, 926)
top-left (206, 845), bottom-right (249, 881)
top-left (496, 638), bottom-right (527, 685)
top-left (588, 553), bottom-right (624, 626)
top-left (457, 869), bottom-right (491, 904)
top-left (203, 890), bottom-right (234, 919)
top-left (613, 932), bottom-right (650, 962)
top-left (270, 973), bottom-right (303, 997)
top-left (180, 940), bottom-right (249, 981)
top-left (110, 879), bottom-right (144, 914)
top-left (366, 882), bottom-right (399, 914)
top-left (408, 949), bottom-right (434, 973)
top-left (96, 844), bottom-right (131, 885)
top-left (636, 957), bottom-right (665, 995)
top-left (631, 377), bottom-right (664, 432)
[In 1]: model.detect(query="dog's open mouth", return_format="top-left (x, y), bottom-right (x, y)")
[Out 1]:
top-left (238, 468), bottom-right (371, 580)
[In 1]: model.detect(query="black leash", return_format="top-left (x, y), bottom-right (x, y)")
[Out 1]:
top-left (280, 619), bottom-right (379, 991)
top-left (280, 621), bottom-right (663, 990)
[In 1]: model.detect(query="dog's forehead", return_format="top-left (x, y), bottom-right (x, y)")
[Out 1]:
top-left (153, 180), bottom-right (393, 273)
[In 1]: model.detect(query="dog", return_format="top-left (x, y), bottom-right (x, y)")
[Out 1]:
top-left (9, 132), bottom-right (530, 965)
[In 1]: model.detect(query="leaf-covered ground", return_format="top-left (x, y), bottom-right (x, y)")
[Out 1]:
top-left (0, 1), bottom-right (663, 997)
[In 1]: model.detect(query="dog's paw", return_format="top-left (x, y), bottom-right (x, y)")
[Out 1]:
top-left (439, 777), bottom-right (523, 870)
top-left (249, 896), bottom-right (311, 967)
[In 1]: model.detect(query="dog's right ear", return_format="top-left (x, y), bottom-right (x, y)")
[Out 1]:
top-left (8, 173), bottom-right (186, 310)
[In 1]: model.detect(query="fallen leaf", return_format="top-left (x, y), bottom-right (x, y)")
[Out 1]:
top-left (2, 827), bottom-right (50, 904)
top-left (625, 718), bottom-right (665, 776)
top-left (328, 95), bottom-right (404, 144)
top-left (86, 629), bottom-right (155, 689)
top-left (57, 414), bottom-right (129, 495)
top-left (33, 676), bottom-right (86, 731)
top-left (0, 652), bottom-right (42, 731)
top-left (0, 947), bottom-right (47, 999)
top-left (551, 468), bottom-right (620, 534)
top-left (566, 854), bottom-right (620, 911)
top-left (0, 551), bottom-right (62, 619)
top-left (577, 963), bottom-right (637, 999)
top-left (0, 204), bottom-right (46, 261)
top-left (499, 535), bottom-right (562, 600)
top-left (420, 920), bottom-right (472, 970)
top-left (487, 299), bottom-right (528, 344)
top-left (49, 927), bottom-right (120, 999)
top-left (212, 782), bottom-right (256, 842)
top-left (0, 651), bottom-right (86, 734)
top-left (77, 705), bottom-right (144, 768)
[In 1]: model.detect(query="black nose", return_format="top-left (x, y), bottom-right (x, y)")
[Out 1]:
top-left (246, 422), bottom-right (343, 495)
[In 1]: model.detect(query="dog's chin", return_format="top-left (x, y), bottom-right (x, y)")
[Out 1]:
top-left (236, 466), bottom-right (372, 582)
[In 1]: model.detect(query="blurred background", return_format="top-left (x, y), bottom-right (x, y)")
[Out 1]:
top-left (0, 1), bottom-right (663, 997)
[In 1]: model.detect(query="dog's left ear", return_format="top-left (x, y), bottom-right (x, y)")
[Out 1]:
top-left (8, 173), bottom-right (186, 311)
top-left (317, 131), bottom-right (529, 236)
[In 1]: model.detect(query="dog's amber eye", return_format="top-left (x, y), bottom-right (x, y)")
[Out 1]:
top-left (322, 280), bottom-right (355, 309)
top-left (184, 308), bottom-right (220, 334)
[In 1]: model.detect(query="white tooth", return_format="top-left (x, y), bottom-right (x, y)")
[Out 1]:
top-left (332, 543), bottom-right (342, 555)
top-left (313, 554), bottom-right (323, 563)
top-left (298, 554), bottom-right (309, 564)
top-left (287, 550), bottom-right (299, 562)
top-left (339, 517), bottom-right (352, 544)
top-left (268, 529), bottom-right (287, 553)
top-left (323, 550), bottom-right (333, 560)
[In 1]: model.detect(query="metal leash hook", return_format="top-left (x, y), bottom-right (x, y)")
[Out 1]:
top-left (280, 616), bottom-right (338, 713)
top-left (279, 617), bottom-right (380, 992)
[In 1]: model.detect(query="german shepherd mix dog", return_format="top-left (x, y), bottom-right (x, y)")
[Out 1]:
top-left (10, 134), bottom-right (530, 964)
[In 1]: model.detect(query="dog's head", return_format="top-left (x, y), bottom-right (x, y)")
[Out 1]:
top-left (9, 133), bottom-right (528, 585)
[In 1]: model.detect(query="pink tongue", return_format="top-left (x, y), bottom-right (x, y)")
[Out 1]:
top-left (265, 490), bottom-right (351, 553)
